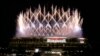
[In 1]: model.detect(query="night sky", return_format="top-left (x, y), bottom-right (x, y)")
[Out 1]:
top-left (1, 0), bottom-right (99, 55)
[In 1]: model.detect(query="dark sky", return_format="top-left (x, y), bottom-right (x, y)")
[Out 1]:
top-left (1, 0), bottom-right (99, 54)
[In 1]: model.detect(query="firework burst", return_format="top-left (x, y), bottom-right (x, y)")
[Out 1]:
top-left (16, 5), bottom-right (83, 38)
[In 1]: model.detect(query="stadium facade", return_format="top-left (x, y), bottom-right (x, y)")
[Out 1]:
top-left (4, 37), bottom-right (90, 56)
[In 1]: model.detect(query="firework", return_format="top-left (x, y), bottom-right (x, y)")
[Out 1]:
top-left (16, 5), bottom-right (83, 38)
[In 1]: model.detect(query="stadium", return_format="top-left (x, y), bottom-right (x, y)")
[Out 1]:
top-left (0, 6), bottom-right (91, 56)
top-left (8, 37), bottom-right (90, 56)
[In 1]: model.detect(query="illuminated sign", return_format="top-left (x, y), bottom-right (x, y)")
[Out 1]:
top-left (47, 37), bottom-right (66, 43)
